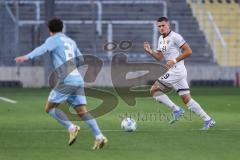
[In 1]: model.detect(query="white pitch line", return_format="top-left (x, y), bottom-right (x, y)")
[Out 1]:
top-left (0, 96), bottom-right (17, 104)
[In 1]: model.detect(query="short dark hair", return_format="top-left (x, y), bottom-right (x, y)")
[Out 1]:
top-left (47, 17), bottom-right (63, 33)
top-left (157, 17), bottom-right (169, 22)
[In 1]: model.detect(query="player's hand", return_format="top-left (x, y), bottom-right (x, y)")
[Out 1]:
top-left (143, 41), bottom-right (153, 54)
top-left (15, 56), bottom-right (28, 64)
top-left (165, 60), bottom-right (175, 69)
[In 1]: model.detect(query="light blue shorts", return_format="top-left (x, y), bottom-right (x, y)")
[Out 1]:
top-left (48, 84), bottom-right (87, 107)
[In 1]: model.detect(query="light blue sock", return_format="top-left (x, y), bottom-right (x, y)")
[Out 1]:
top-left (82, 114), bottom-right (103, 138)
top-left (48, 108), bottom-right (73, 130)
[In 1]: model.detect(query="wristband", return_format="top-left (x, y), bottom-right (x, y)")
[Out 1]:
top-left (173, 59), bottom-right (177, 64)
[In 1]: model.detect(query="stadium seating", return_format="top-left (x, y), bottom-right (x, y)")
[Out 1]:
top-left (188, 0), bottom-right (240, 66)
top-left (0, 0), bottom-right (214, 65)
top-left (167, 0), bottom-right (214, 64)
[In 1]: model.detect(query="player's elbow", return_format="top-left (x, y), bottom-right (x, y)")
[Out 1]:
top-left (186, 48), bottom-right (192, 57)
top-left (182, 44), bottom-right (192, 57)
top-left (188, 50), bottom-right (192, 56)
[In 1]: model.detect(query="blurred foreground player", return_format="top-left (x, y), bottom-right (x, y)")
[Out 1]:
top-left (15, 17), bottom-right (107, 149)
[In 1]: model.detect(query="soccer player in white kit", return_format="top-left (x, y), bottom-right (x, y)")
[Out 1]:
top-left (143, 17), bottom-right (215, 130)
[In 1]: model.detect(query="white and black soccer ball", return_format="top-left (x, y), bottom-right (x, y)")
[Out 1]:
top-left (121, 118), bottom-right (137, 132)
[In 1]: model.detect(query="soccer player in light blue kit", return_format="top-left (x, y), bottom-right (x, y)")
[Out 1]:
top-left (15, 17), bottom-right (107, 149)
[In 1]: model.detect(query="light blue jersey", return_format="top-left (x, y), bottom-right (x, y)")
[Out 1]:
top-left (25, 33), bottom-right (84, 86)
top-left (25, 33), bottom-right (86, 106)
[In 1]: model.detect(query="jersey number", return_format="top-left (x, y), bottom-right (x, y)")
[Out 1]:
top-left (63, 42), bottom-right (77, 75)
top-left (162, 45), bottom-right (167, 52)
top-left (64, 42), bottom-right (75, 61)
top-left (163, 73), bottom-right (169, 79)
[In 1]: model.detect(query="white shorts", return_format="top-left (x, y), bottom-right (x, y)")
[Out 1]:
top-left (158, 68), bottom-right (190, 96)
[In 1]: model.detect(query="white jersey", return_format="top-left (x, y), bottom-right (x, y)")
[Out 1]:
top-left (157, 31), bottom-right (186, 73)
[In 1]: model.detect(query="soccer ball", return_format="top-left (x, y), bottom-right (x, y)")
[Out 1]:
top-left (121, 118), bottom-right (137, 132)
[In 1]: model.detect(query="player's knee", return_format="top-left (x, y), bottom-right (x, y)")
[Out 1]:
top-left (45, 108), bottom-right (49, 113)
top-left (45, 107), bottom-right (50, 113)
top-left (74, 105), bottom-right (87, 117)
top-left (181, 94), bottom-right (191, 104)
top-left (45, 105), bottom-right (54, 113)
top-left (44, 102), bottom-right (56, 113)
top-left (150, 88), bottom-right (156, 97)
top-left (77, 111), bottom-right (86, 117)
top-left (150, 84), bottom-right (161, 96)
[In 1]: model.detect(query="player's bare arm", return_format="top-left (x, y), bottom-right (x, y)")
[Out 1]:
top-left (166, 43), bottom-right (192, 69)
top-left (143, 41), bottom-right (163, 61)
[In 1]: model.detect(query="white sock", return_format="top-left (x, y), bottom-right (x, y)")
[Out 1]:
top-left (187, 99), bottom-right (211, 121)
top-left (96, 134), bottom-right (104, 140)
top-left (154, 93), bottom-right (180, 111)
top-left (68, 124), bottom-right (77, 133)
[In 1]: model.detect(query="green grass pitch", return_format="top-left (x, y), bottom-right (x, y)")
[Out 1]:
top-left (0, 87), bottom-right (240, 160)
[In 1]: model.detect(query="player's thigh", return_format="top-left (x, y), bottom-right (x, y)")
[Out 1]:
top-left (150, 81), bottom-right (160, 96)
top-left (44, 101), bottom-right (59, 113)
top-left (150, 80), bottom-right (172, 96)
